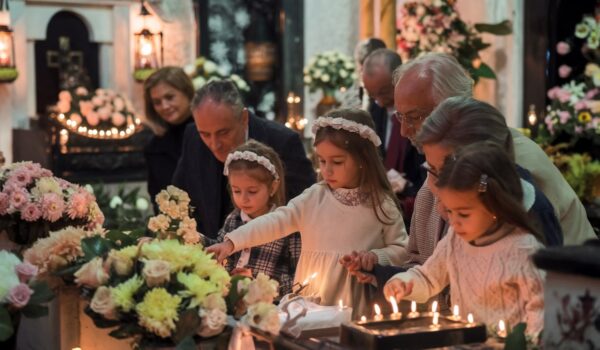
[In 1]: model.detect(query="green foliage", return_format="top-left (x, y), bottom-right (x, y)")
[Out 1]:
top-left (551, 151), bottom-right (600, 203)
top-left (504, 323), bottom-right (527, 350)
top-left (0, 306), bottom-right (13, 342)
top-left (90, 183), bottom-right (151, 231)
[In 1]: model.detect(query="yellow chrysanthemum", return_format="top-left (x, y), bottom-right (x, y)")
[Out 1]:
top-left (136, 288), bottom-right (182, 338)
top-left (140, 240), bottom-right (199, 272)
top-left (177, 272), bottom-right (220, 308)
top-left (578, 111), bottom-right (593, 123)
top-left (111, 275), bottom-right (143, 312)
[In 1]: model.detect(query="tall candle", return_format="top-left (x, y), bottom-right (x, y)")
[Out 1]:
top-left (449, 304), bottom-right (461, 321)
top-left (430, 312), bottom-right (440, 329)
top-left (467, 313), bottom-right (474, 325)
top-left (431, 301), bottom-right (438, 314)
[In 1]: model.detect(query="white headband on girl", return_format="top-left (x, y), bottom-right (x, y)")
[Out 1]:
top-left (223, 151), bottom-right (280, 180)
top-left (311, 117), bottom-right (382, 147)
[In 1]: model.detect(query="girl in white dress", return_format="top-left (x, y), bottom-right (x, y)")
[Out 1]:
top-left (208, 108), bottom-right (409, 316)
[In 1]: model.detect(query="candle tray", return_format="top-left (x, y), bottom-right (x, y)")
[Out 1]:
top-left (340, 313), bottom-right (487, 350)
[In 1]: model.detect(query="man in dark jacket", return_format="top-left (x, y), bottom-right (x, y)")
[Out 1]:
top-left (173, 80), bottom-right (316, 238)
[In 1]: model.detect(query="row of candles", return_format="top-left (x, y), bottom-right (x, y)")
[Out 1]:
top-left (344, 299), bottom-right (507, 338)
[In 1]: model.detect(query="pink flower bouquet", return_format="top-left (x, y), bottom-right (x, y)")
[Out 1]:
top-left (0, 161), bottom-right (104, 245)
top-left (0, 251), bottom-right (54, 342)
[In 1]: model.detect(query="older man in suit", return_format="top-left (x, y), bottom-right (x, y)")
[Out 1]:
top-left (173, 80), bottom-right (315, 239)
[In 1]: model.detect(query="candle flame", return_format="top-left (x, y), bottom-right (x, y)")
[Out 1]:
top-left (432, 301), bottom-right (438, 313)
top-left (360, 315), bottom-right (367, 322)
top-left (453, 305), bottom-right (460, 317)
top-left (498, 320), bottom-right (506, 332)
top-left (338, 299), bottom-right (343, 309)
top-left (467, 313), bottom-right (474, 324)
top-left (374, 304), bottom-right (381, 316)
top-left (389, 296), bottom-right (399, 314)
top-left (432, 312), bottom-right (439, 326)
top-left (411, 301), bottom-right (417, 313)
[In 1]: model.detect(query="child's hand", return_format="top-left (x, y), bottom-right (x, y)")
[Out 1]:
top-left (230, 267), bottom-right (253, 278)
top-left (354, 271), bottom-right (376, 284)
top-left (383, 279), bottom-right (414, 302)
top-left (206, 239), bottom-right (234, 263)
top-left (357, 251), bottom-right (379, 271)
top-left (339, 251), bottom-right (361, 271)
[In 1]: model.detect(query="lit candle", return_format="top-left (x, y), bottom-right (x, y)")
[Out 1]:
top-left (449, 304), bottom-right (461, 321)
top-left (431, 301), bottom-right (438, 314)
top-left (408, 300), bottom-right (419, 318)
top-left (430, 312), bottom-right (440, 329)
top-left (467, 313), bottom-right (474, 325)
top-left (338, 299), bottom-right (344, 310)
top-left (373, 304), bottom-right (383, 321)
top-left (389, 296), bottom-right (401, 320)
top-left (360, 315), bottom-right (367, 322)
top-left (497, 320), bottom-right (507, 338)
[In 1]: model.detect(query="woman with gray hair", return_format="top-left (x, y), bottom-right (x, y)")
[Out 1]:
top-left (415, 96), bottom-right (562, 246)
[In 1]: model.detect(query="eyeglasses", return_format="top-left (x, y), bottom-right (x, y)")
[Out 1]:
top-left (393, 110), bottom-right (430, 129)
top-left (421, 162), bottom-right (438, 178)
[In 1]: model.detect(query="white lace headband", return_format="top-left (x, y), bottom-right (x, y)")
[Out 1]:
top-left (223, 151), bottom-right (280, 180)
top-left (311, 117), bottom-right (382, 147)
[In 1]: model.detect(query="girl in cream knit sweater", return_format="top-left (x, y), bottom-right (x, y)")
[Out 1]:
top-left (385, 142), bottom-right (545, 338)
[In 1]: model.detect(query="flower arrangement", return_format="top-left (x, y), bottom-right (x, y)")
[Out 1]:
top-left (79, 239), bottom-right (280, 348)
top-left (303, 51), bottom-right (356, 96)
top-left (395, 0), bottom-right (511, 82)
top-left (147, 185), bottom-right (199, 245)
top-left (537, 9), bottom-right (600, 203)
top-left (184, 56), bottom-right (250, 92)
top-left (52, 87), bottom-right (142, 140)
top-left (0, 162), bottom-right (104, 245)
top-left (0, 251), bottom-right (54, 342)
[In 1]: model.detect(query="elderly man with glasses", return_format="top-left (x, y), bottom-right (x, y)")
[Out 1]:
top-left (362, 48), bottom-right (426, 229)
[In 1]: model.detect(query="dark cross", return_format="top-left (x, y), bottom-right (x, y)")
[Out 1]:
top-left (46, 36), bottom-right (90, 90)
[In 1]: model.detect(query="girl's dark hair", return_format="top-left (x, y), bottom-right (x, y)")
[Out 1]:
top-left (314, 108), bottom-right (401, 224)
top-left (143, 66), bottom-right (194, 136)
top-left (226, 140), bottom-right (286, 207)
top-left (436, 141), bottom-right (545, 244)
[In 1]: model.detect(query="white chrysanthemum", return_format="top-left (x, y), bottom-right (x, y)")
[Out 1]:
top-left (210, 42), bottom-right (229, 62)
top-left (234, 9), bottom-right (250, 29)
top-left (31, 177), bottom-right (62, 198)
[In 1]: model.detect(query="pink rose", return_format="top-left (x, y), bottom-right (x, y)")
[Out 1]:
top-left (575, 126), bottom-right (583, 134)
top-left (558, 111), bottom-right (571, 124)
top-left (7, 283), bottom-right (34, 308)
top-left (86, 111), bottom-right (100, 126)
top-left (112, 112), bottom-right (125, 126)
top-left (547, 86), bottom-right (561, 99)
top-left (92, 96), bottom-right (104, 107)
top-left (559, 65), bottom-right (572, 78)
top-left (57, 100), bottom-right (71, 114)
top-left (41, 192), bottom-right (65, 222)
top-left (556, 41), bottom-right (570, 55)
top-left (15, 262), bottom-right (38, 283)
top-left (58, 90), bottom-right (72, 103)
top-left (557, 89), bottom-right (571, 104)
top-left (574, 100), bottom-right (588, 111)
top-left (74, 257), bottom-right (109, 288)
top-left (0, 192), bottom-right (9, 215)
top-left (21, 202), bottom-right (42, 222)
top-left (79, 101), bottom-right (93, 117)
top-left (97, 107), bottom-right (111, 121)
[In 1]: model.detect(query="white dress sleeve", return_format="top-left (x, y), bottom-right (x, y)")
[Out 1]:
top-left (370, 199), bottom-right (409, 266)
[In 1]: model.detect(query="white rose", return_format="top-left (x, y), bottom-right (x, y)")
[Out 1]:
top-left (74, 257), bottom-right (109, 288)
top-left (243, 302), bottom-right (280, 335)
top-left (193, 76), bottom-right (207, 90)
top-left (136, 198), bottom-right (149, 211)
top-left (90, 286), bottom-right (117, 319)
top-left (303, 76), bottom-right (312, 84)
top-left (243, 273), bottom-right (279, 305)
top-left (106, 249), bottom-right (135, 276)
top-left (339, 70), bottom-right (348, 78)
top-left (313, 69), bottom-right (322, 78)
top-left (321, 74), bottom-right (330, 83)
top-left (109, 196), bottom-right (123, 209)
top-left (142, 260), bottom-right (170, 287)
top-left (197, 308), bottom-right (227, 338)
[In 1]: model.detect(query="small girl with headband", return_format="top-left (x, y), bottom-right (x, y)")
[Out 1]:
top-left (384, 142), bottom-right (545, 339)
top-left (208, 108), bottom-right (408, 316)
top-left (201, 140), bottom-right (300, 296)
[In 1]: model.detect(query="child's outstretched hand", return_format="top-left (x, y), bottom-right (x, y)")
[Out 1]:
top-left (206, 239), bottom-right (234, 263)
top-left (383, 278), bottom-right (414, 302)
top-left (339, 251), bottom-right (361, 271)
top-left (339, 250), bottom-right (379, 272)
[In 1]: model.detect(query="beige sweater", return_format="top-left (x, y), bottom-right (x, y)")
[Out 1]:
top-left (226, 183), bottom-right (409, 316)
top-left (511, 129), bottom-right (596, 245)
top-left (391, 225), bottom-right (545, 336)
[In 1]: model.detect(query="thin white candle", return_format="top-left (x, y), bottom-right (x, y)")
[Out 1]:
top-left (432, 312), bottom-right (439, 326)
top-left (498, 319), bottom-right (507, 338)
top-left (374, 304), bottom-right (383, 321)
top-left (467, 313), bottom-right (474, 325)
top-left (389, 296), bottom-right (401, 319)
top-left (338, 299), bottom-right (344, 310)
top-left (408, 300), bottom-right (419, 317)
top-left (449, 304), bottom-right (461, 321)
top-left (431, 301), bottom-right (438, 313)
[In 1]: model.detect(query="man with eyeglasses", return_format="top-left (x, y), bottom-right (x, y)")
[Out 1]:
top-left (172, 80), bottom-right (316, 239)
top-left (362, 49), bottom-right (426, 229)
